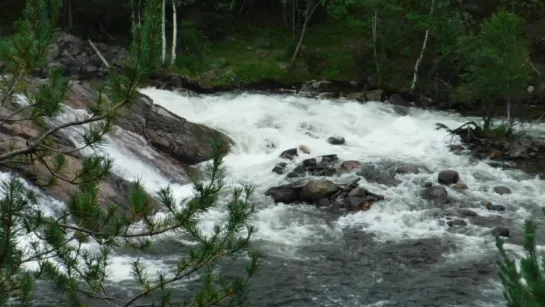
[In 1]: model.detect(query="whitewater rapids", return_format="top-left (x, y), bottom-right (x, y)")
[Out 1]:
top-left (7, 89), bottom-right (545, 306)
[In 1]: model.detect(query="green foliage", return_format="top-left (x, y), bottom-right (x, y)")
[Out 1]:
top-left (456, 10), bottom-right (531, 104)
top-left (0, 0), bottom-right (261, 305)
top-left (496, 209), bottom-right (545, 306)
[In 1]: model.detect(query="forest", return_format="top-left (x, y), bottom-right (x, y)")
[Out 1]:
top-left (2, 0), bottom-right (545, 110)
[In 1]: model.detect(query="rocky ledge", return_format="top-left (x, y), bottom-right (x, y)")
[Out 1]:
top-left (0, 78), bottom-right (233, 213)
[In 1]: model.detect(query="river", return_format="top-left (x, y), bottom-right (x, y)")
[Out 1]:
top-left (9, 89), bottom-right (545, 306)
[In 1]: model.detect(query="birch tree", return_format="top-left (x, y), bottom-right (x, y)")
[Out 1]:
top-left (161, 0), bottom-right (167, 63)
top-left (171, 0), bottom-right (178, 65)
top-left (287, 0), bottom-right (327, 69)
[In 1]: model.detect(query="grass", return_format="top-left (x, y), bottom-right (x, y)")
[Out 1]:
top-left (171, 21), bottom-right (366, 87)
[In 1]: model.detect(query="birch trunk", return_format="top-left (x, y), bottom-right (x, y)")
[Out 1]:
top-left (372, 9), bottom-right (381, 83)
top-left (171, 0), bottom-right (178, 66)
top-left (161, 0), bottom-right (167, 63)
top-left (410, 0), bottom-right (435, 92)
top-left (288, 0), bottom-right (321, 69)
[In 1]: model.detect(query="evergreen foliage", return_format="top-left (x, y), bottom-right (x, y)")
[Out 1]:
top-left (496, 210), bottom-right (545, 307)
top-left (0, 0), bottom-right (260, 305)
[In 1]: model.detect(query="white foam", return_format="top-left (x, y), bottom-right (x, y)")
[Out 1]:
top-left (140, 88), bottom-right (544, 249)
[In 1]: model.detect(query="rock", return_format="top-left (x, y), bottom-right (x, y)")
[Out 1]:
top-left (492, 226), bottom-right (510, 238)
top-left (265, 184), bottom-right (300, 204)
top-left (493, 186), bottom-right (512, 195)
top-left (388, 94), bottom-right (411, 107)
top-left (280, 148), bottom-right (298, 160)
top-left (327, 136), bottom-right (345, 145)
top-left (438, 170), bottom-right (459, 185)
top-left (299, 179), bottom-right (339, 202)
top-left (395, 166), bottom-right (419, 175)
top-left (364, 89), bottom-right (384, 101)
top-left (422, 181), bottom-right (433, 188)
top-left (482, 200), bottom-right (506, 211)
top-left (302, 158), bottom-right (317, 167)
top-left (47, 32), bottom-right (130, 79)
top-left (272, 163), bottom-right (287, 174)
top-left (287, 165), bottom-right (307, 178)
top-left (449, 145), bottom-right (465, 152)
top-left (340, 160), bottom-right (361, 171)
top-left (422, 185), bottom-right (448, 202)
top-left (447, 219), bottom-right (468, 227)
top-left (455, 209), bottom-right (478, 217)
top-left (346, 92), bottom-right (366, 101)
top-left (454, 183), bottom-right (468, 190)
top-left (357, 164), bottom-right (401, 187)
top-left (299, 145), bottom-right (311, 154)
top-left (111, 93), bottom-right (234, 165)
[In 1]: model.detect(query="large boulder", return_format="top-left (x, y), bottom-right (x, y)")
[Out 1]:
top-left (299, 179), bottom-right (338, 202)
top-left (47, 32), bottom-right (129, 79)
top-left (65, 81), bottom-right (233, 166)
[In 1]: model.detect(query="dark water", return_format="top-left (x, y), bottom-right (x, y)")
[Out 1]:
top-left (32, 228), bottom-right (506, 307)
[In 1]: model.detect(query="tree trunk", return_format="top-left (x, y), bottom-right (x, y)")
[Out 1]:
top-left (171, 1), bottom-right (178, 66)
top-left (161, 0), bottom-right (167, 63)
top-left (288, 0), bottom-right (321, 69)
top-left (131, 0), bottom-right (136, 29)
top-left (410, 0), bottom-right (436, 92)
top-left (372, 9), bottom-right (381, 84)
top-left (137, 0), bottom-right (142, 25)
top-left (67, 0), bottom-right (73, 29)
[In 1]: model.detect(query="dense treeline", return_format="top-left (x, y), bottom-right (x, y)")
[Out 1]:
top-left (2, 0), bottom-right (545, 122)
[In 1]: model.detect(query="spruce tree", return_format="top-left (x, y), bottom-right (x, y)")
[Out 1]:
top-left (497, 210), bottom-right (545, 307)
top-left (0, 0), bottom-right (260, 305)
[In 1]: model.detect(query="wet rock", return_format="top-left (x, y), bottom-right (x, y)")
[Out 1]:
top-left (438, 170), bottom-right (459, 185)
top-left (280, 148), bottom-right (298, 160)
top-left (454, 183), bottom-right (468, 190)
top-left (493, 186), bottom-right (512, 195)
top-left (265, 184), bottom-right (302, 203)
top-left (492, 226), bottom-right (510, 238)
top-left (449, 144), bottom-right (465, 152)
top-left (422, 185), bottom-right (448, 202)
top-left (422, 181), bottom-right (433, 188)
top-left (340, 160), bottom-right (361, 171)
top-left (302, 158), bottom-right (317, 167)
top-left (358, 164), bottom-right (401, 187)
top-left (482, 200), bottom-right (506, 211)
top-left (113, 93), bottom-right (233, 166)
top-left (299, 144), bottom-right (311, 154)
top-left (272, 162), bottom-right (287, 174)
top-left (327, 136), bottom-right (346, 145)
top-left (389, 94), bottom-right (411, 107)
top-left (299, 179), bottom-right (339, 202)
top-left (287, 165), bottom-right (307, 178)
top-left (455, 209), bottom-right (478, 217)
top-left (395, 166), bottom-right (420, 175)
top-left (321, 154), bottom-right (338, 162)
top-left (447, 219), bottom-right (468, 227)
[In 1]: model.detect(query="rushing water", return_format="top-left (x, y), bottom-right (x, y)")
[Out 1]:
top-left (6, 89), bottom-right (545, 306)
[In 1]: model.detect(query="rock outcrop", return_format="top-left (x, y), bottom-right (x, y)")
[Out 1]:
top-left (265, 178), bottom-right (385, 212)
top-left (66, 80), bottom-right (233, 166)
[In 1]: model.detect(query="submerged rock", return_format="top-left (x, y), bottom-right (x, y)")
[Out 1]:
top-left (493, 186), bottom-right (512, 195)
top-left (421, 185), bottom-right (448, 203)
